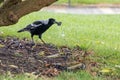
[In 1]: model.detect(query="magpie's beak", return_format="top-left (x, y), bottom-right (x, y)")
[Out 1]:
top-left (54, 21), bottom-right (62, 26)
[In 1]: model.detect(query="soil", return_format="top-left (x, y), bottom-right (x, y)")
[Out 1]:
top-left (0, 37), bottom-right (98, 77)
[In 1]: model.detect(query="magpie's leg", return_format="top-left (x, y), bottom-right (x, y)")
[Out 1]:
top-left (39, 35), bottom-right (49, 52)
top-left (39, 35), bottom-right (46, 44)
top-left (31, 34), bottom-right (34, 42)
top-left (41, 38), bottom-right (46, 44)
top-left (31, 34), bottom-right (35, 45)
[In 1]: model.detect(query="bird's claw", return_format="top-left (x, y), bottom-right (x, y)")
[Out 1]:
top-left (29, 41), bottom-right (35, 46)
top-left (31, 42), bottom-right (35, 46)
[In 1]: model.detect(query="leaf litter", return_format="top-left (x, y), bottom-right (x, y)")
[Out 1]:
top-left (0, 37), bottom-right (98, 77)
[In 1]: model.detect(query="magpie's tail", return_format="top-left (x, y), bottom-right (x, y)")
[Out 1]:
top-left (17, 28), bottom-right (27, 33)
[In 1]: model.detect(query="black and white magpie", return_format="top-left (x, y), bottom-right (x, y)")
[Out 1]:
top-left (17, 18), bottom-right (62, 44)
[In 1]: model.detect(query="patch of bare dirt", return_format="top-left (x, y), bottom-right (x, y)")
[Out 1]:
top-left (0, 37), bottom-right (98, 77)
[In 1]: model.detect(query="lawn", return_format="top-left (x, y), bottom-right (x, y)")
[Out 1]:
top-left (56, 0), bottom-right (120, 4)
top-left (0, 11), bottom-right (120, 79)
top-left (0, 71), bottom-right (102, 80)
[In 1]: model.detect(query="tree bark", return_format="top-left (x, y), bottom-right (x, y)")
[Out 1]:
top-left (0, 0), bottom-right (57, 27)
top-left (0, 0), bottom-right (4, 3)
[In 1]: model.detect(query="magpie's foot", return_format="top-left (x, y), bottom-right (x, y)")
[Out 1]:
top-left (30, 42), bottom-right (36, 50)
top-left (31, 42), bottom-right (35, 46)
top-left (29, 41), bottom-right (35, 47)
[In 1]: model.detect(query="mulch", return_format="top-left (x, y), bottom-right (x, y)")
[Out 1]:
top-left (0, 37), bottom-right (98, 77)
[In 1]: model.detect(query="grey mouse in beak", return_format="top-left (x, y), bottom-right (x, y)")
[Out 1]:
top-left (54, 21), bottom-right (62, 26)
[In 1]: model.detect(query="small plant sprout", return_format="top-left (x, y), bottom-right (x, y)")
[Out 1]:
top-left (0, 31), bottom-right (3, 34)
top-left (61, 32), bottom-right (65, 37)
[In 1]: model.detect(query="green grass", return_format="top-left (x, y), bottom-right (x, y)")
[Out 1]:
top-left (55, 71), bottom-right (104, 80)
top-left (0, 11), bottom-right (120, 79)
top-left (0, 71), bottom-right (103, 80)
top-left (56, 0), bottom-right (120, 4)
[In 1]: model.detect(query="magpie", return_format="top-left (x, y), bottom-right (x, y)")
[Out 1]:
top-left (17, 18), bottom-right (62, 44)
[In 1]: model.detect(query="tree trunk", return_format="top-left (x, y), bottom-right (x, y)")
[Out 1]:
top-left (0, 0), bottom-right (57, 27)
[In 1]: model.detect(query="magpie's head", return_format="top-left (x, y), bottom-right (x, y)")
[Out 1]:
top-left (49, 18), bottom-right (62, 26)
